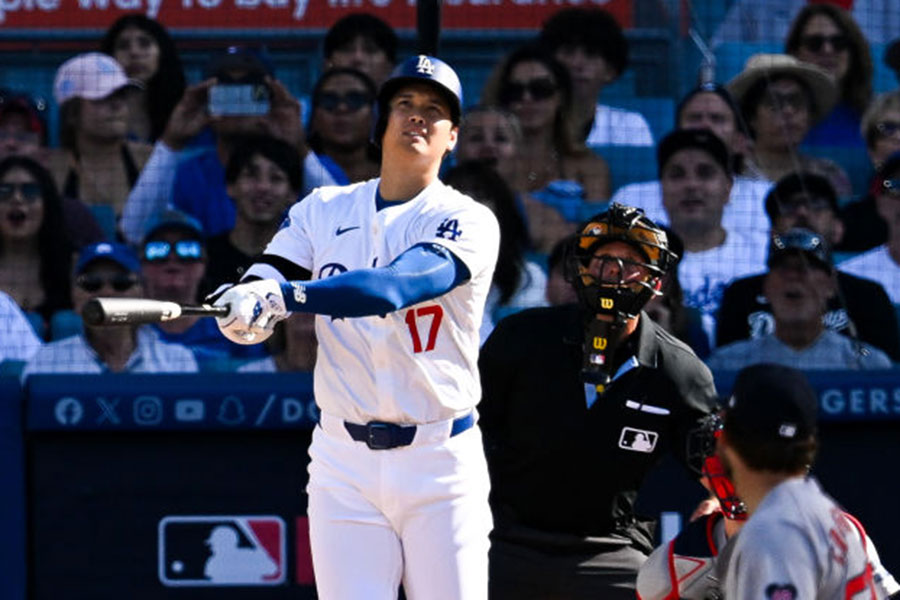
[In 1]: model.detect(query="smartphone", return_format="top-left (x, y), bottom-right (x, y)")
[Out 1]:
top-left (208, 83), bottom-right (270, 117)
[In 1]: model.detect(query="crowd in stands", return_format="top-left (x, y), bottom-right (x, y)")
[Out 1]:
top-left (2, 2), bottom-right (900, 378)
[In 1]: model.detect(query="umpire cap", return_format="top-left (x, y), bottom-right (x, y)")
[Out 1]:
top-left (373, 55), bottom-right (463, 143)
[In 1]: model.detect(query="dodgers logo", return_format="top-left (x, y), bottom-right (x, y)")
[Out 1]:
top-left (158, 515), bottom-right (286, 586)
top-left (618, 427), bottom-right (658, 453)
top-left (319, 263), bottom-right (348, 278)
top-left (436, 218), bottom-right (462, 241)
top-left (416, 55), bottom-right (435, 75)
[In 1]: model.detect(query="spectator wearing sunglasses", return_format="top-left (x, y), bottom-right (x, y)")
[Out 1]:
top-left (785, 4), bottom-right (873, 148)
top-left (840, 94), bottom-right (900, 252)
top-left (706, 229), bottom-right (891, 371)
top-left (728, 53), bottom-right (852, 198)
top-left (140, 210), bottom-right (268, 368)
top-left (839, 154), bottom-right (900, 306)
top-left (205, 135), bottom-right (302, 290)
top-left (717, 172), bottom-right (900, 361)
top-left (538, 7), bottom-right (653, 147)
top-left (307, 68), bottom-right (379, 184)
top-left (21, 241), bottom-right (198, 378)
top-left (481, 45), bottom-right (610, 211)
top-left (0, 156), bottom-right (102, 335)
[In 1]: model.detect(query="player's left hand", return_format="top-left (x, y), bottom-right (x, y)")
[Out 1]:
top-left (212, 279), bottom-right (287, 345)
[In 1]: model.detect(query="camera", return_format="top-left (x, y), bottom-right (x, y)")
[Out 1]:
top-left (208, 83), bottom-right (270, 117)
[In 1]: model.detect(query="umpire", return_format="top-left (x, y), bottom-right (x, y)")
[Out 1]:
top-left (478, 203), bottom-right (718, 599)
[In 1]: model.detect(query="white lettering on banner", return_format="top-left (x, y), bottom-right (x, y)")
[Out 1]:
top-left (820, 388), bottom-right (900, 416)
top-left (291, 0), bottom-right (306, 17)
top-left (0, 0), bottom-right (61, 21)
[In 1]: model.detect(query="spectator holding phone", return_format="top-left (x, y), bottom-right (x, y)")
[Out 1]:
top-left (47, 53), bottom-right (153, 219)
top-left (101, 14), bottom-right (187, 144)
top-left (307, 68), bottom-right (380, 184)
top-left (120, 46), bottom-right (336, 245)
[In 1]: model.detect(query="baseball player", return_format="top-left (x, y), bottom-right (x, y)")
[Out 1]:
top-left (718, 364), bottom-right (894, 600)
top-left (212, 55), bottom-right (499, 600)
top-left (637, 412), bottom-right (899, 600)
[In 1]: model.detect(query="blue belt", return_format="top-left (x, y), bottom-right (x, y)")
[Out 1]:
top-left (343, 412), bottom-right (475, 450)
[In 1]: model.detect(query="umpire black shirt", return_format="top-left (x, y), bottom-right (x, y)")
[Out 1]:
top-left (479, 304), bottom-right (718, 552)
top-left (715, 271), bottom-right (900, 360)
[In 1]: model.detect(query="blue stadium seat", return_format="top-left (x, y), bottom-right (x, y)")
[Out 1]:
top-left (50, 310), bottom-right (83, 341)
top-left (25, 311), bottom-right (45, 340)
top-left (88, 205), bottom-right (117, 241)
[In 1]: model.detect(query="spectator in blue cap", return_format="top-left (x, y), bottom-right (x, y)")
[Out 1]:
top-left (22, 241), bottom-right (198, 378)
top-left (140, 209), bottom-right (268, 369)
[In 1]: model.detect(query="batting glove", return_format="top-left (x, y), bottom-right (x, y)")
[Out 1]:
top-left (213, 279), bottom-right (287, 345)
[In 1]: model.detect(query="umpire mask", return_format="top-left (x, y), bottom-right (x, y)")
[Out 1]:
top-left (566, 204), bottom-right (677, 389)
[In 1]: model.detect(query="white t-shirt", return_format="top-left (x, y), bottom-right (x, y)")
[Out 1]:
top-left (585, 104), bottom-right (654, 147)
top-left (838, 245), bottom-right (900, 304)
top-left (725, 477), bottom-right (876, 600)
top-left (251, 177), bottom-right (500, 425)
top-left (679, 230), bottom-right (768, 346)
top-left (610, 176), bottom-right (773, 249)
top-left (0, 291), bottom-right (42, 363)
top-left (21, 327), bottom-right (198, 379)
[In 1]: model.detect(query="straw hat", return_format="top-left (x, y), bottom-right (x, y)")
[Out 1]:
top-left (727, 53), bottom-right (837, 123)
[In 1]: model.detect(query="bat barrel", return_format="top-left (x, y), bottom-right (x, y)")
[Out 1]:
top-left (81, 298), bottom-right (228, 326)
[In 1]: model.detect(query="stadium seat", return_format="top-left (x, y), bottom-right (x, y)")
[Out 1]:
top-left (25, 311), bottom-right (45, 340)
top-left (88, 205), bottom-right (117, 241)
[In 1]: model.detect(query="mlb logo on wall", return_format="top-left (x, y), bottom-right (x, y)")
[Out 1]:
top-left (158, 515), bottom-right (286, 586)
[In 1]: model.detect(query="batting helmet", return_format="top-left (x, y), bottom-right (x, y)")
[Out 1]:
top-left (373, 54), bottom-right (463, 144)
top-left (567, 203), bottom-right (678, 319)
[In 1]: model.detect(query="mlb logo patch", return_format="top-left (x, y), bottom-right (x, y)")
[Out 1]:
top-left (158, 515), bottom-right (286, 586)
top-left (618, 427), bottom-right (658, 453)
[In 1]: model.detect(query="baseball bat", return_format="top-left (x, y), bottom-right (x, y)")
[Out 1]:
top-left (417, 0), bottom-right (442, 57)
top-left (81, 297), bottom-right (229, 326)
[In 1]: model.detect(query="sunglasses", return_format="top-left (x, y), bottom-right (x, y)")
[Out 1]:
top-left (0, 182), bottom-right (41, 202)
top-left (760, 91), bottom-right (808, 113)
top-left (316, 91), bottom-right (372, 113)
top-left (875, 120), bottom-right (900, 139)
top-left (143, 239), bottom-right (203, 263)
top-left (76, 273), bottom-right (138, 293)
top-left (771, 229), bottom-right (826, 253)
top-left (501, 79), bottom-right (557, 104)
top-left (799, 33), bottom-right (849, 53)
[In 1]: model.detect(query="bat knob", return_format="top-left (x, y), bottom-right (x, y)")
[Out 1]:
top-left (81, 298), bottom-right (105, 326)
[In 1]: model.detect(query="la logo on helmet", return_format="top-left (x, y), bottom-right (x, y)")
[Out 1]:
top-left (416, 55), bottom-right (435, 75)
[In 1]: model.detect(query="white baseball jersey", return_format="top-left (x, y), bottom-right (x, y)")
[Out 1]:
top-left (248, 177), bottom-right (500, 425)
top-left (724, 477), bottom-right (883, 600)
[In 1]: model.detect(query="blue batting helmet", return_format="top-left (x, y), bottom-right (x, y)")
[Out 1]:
top-left (373, 54), bottom-right (463, 144)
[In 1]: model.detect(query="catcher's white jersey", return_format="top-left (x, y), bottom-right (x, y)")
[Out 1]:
top-left (254, 177), bottom-right (500, 425)
top-left (724, 477), bottom-right (883, 600)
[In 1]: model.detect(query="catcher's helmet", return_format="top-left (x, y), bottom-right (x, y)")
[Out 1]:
top-left (373, 54), bottom-right (463, 144)
top-left (567, 203), bottom-right (678, 319)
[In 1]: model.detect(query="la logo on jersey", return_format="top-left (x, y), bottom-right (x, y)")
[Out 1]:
top-left (416, 55), bottom-right (435, 75)
top-left (436, 218), bottom-right (463, 241)
top-left (158, 515), bottom-right (286, 586)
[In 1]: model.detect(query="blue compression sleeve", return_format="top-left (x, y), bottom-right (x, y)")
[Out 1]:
top-left (280, 243), bottom-right (471, 318)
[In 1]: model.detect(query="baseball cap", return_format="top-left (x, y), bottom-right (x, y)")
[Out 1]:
top-left (53, 53), bottom-right (142, 105)
top-left (764, 172), bottom-right (838, 221)
top-left (657, 128), bottom-right (731, 176)
top-left (75, 242), bottom-right (141, 275)
top-left (205, 46), bottom-right (274, 82)
top-left (0, 92), bottom-right (48, 139)
top-left (723, 364), bottom-right (818, 442)
top-left (142, 209), bottom-right (204, 243)
top-left (767, 228), bottom-right (832, 272)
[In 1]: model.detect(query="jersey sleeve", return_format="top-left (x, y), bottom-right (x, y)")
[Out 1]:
top-left (252, 190), bottom-right (318, 275)
top-left (417, 194), bottom-right (500, 283)
top-left (725, 523), bottom-right (819, 600)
